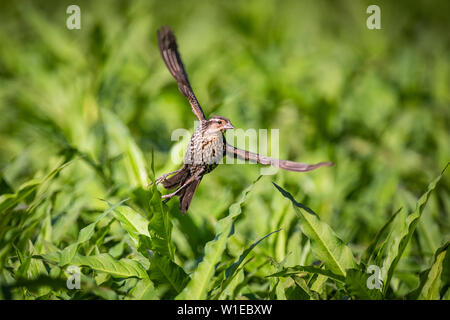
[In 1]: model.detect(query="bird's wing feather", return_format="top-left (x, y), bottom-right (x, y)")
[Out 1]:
top-left (225, 143), bottom-right (333, 172)
top-left (157, 26), bottom-right (206, 121)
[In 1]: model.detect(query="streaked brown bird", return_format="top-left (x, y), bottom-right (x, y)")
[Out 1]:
top-left (154, 26), bottom-right (333, 214)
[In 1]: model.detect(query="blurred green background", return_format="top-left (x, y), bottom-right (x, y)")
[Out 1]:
top-left (0, 0), bottom-right (449, 299)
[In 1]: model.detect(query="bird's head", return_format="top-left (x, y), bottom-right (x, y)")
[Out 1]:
top-left (206, 116), bottom-right (234, 134)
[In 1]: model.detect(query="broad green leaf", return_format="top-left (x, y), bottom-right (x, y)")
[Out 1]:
top-left (285, 280), bottom-right (311, 300)
top-left (91, 286), bottom-right (119, 300)
top-left (148, 253), bottom-right (189, 296)
top-left (407, 241), bottom-right (449, 300)
top-left (345, 268), bottom-right (383, 300)
top-left (70, 253), bottom-right (148, 279)
top-left (290, 275), bottom-right (320, 300)
top-left (418, 245), bottom-right (448, 300)
top-left (274, 278), bottom-right (288, 300)
top-left (381, 164), bottom-right (448, 295)
top-left (112, 205), bottom-right (150, 243)
top-left (36, 251), bottom-right (61, 264)
top-left (147, 187), bottom-right (174, 259)
top-left (109, 241), bottom-right (125, 258)
top-left (127, 278), bottom-right (159, 300)
top-left (176, 176), bottom-right (261, 300)
top-left (273, 183), bottom-right (356, 276)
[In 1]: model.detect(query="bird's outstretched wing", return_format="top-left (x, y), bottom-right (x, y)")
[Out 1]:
top-left (157, 26), bottom-right (206, 121)
top-left (225, 143), bottom-right (333, 172)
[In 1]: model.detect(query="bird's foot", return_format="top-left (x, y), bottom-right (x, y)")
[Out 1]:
top-left (149, 176), bottom-right (164, 186)
top-left (161, 190), bottom-right (180, 203)
top-left (160, 177), bottom-right (196, 202)
top-left (148, 169), bottom-right (183, 187)
top-left (161, 192), bottom-right (177, 199)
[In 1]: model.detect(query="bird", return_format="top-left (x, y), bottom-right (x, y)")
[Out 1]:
top-left (154, 26), bottom-right (333, 214)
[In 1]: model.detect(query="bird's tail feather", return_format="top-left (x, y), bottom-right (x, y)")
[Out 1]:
top-left (179, 179), bottom-right (202, 214)
top-left (161, 165), bottom-right (189, 190)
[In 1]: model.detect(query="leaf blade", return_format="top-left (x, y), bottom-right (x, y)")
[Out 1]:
top-left (273, 183), bottom-right (357, 277)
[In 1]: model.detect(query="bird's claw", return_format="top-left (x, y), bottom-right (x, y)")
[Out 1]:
top-left (149, 169), bottom-right (183, 188)
top-left (148, 176), bottom-right (164, 187)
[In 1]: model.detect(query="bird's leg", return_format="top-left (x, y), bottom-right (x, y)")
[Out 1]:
top-left (149, 168), bottom-right (183, 186)
top-left (161, 175), bottom-right (197, 201)
top-left (161, 184), bottom-right (188, 202)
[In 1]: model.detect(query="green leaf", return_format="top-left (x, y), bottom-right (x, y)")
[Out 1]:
top-left (214, 229), bottom-right (281, 299)
top-left (273, 183), bottom-right (357, 277)
top-left (381, 164), bottom-right (448, 295)
top-left (418, 244), bottom-right (448, 300)
top-left (266, 265), bottom-right (345, 283)
top-left (285, 282), bottom-right (310, 300)
top-left (36, 251), bottom-right (61, 264)
top-left (59, 198), bottom-right (129, 266)
top-left (407, 241), bottom-right (449, 300)
top-left (70, 253), bottom-right (148, 279)
top-left (218, 269), bottom-right (244, 300)
top-left (147, 187), bottom-right (174, 259)
top-left (290, 275), bottom-right (320, 300)
top-left (0, 160), bottom-right (71, 214)
top-left (148, 253), bottom-right (189, 296)
top-left (127, 278), bottom-right (159, 300)
top-left (345, 268), bottom-right (383, 300)
top-left (176, 176), bottom-right (261, 300)
top-left (361, 207), bottom-right (402, 263)
top-left (112, 205), bottom-right (150, 243)
top-left (0, 180), bottom-right (39, 213)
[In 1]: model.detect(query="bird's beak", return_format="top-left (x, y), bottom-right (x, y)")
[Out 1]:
top-left (224, 123), bottom-right (234, 130)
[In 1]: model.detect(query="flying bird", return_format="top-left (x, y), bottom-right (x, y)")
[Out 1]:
top-left (154, 26), bottom-right (333, 214)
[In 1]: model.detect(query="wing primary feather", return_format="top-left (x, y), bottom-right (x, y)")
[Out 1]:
top-left (225, 143), bottom-right (333, 172)
top-left (157, 26), bottom-right (206, 121)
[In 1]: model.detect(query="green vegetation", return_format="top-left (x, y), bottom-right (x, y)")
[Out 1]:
top-left (0, 0), bottom-right (449, 300)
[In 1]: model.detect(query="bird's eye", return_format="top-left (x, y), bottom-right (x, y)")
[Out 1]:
top-left (218, 120), bottom-right (222, 124)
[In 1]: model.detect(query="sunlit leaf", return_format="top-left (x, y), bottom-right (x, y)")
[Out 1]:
top-left (148, 253), bottom-right (189, 296)
top-left (380, 164), bottom-right (448, 295)
top-left (70, 253), bottom-right (148, 279)
top-left (273, 183), bottom-right (357, 277)
top-left (407, 241), bottom-right (449, 300)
